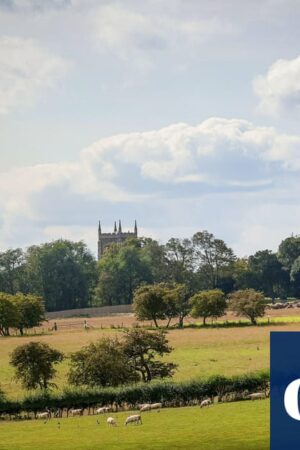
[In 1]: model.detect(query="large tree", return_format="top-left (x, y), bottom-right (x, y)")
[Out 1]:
top-left (94, 239), bottom-right (153, 306)
top-left (68, 337), bottom-right (138, 388)
top-left (10, 342), bottom-right (64, 390)
top-left (123, 328), bottom-right (177, 382)
top-left (0, 292), bottom-right (20, 336)
top-left (192, 231), bottom-right (236, 289)
top-left (189, 289), bottom-right (226, 325)
top-left (0, 249), bottom-right (27, 294)
top-left (228, 289), bottom-right (266, 325)
top-left (25, 240), bottom-right (97, 311)
top-left (133, 283), bottom-right (169, 327)
top-left (13, 293), bottom-right (45, 335)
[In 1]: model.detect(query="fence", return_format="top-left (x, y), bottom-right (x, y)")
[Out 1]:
top-left (45, 304), bottom-right (133, 320)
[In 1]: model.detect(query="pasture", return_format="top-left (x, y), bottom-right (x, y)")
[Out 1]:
top-left (0, 401), bottom-right (269, 450)
top-left (1, 312), bottom-right (300, 398)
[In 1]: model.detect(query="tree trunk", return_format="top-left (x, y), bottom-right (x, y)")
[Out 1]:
top-left (250, 317), bottom-right (257, 325)
top-left (152, 316), bottom-right (159, 328)
top-left (178, 315), bottom-right (184, 328)
top-left (203, 317), bottom-right (206, 326)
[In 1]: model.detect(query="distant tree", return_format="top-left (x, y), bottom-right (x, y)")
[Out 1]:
top-left (189, 289), bottom-right (226, 325)
top-left (0, 293), bottom-right (20, 336)
top-left (123, 328), bottom-right (177, 382)
top-left (248, 250), bottom-right (289, 301)
top-left (25, 240), bottom-right (97, 311)
top-left (0, 249), bottom-right (26, 294)
top-left (141, 238), bottom-right (169, 283)
top-left (164, 238), bottom-right (195, 287)
top-left (228, 289), bottom-right (265, 325)
top-left (10, 342), bottom-right (64, 390)
top-left (133, 283), bottom-right (168, 327)
top-left (278, 235), bottom-right (300, 271)
top-left (68, 337), bottom-right (137, 388)
top-left (94, 239), bottom-right (153, 306)
top-left (192, 231), bottom-right (236, 289)
top-left (13, 294), bottom-right (45, 335)
top-left (163, 283), bottom-right (191, 328)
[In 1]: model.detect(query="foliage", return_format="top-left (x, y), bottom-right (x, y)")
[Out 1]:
top-left (0, 249), bottom-right (27, 295)
top-left (94, 239), bottom-right (153, 306)
top-left (189, 289), bottom-right (227, 325)
top-left (10, 342), bottom-right (64, 390)
top-left (68, 337), bottom-right (138, 388)
top-left (123, 328), bottom-right (177, 382)
top-left (0, 370), bottom-right (269, 415)
top-left (25, 240), bottom-right (97, 311)
top-left (133, 283), bottom-right (169, 327)
top-left (229, 289), bottom-right (266, 325)
top-left (0, 292), bottom-right (20, 336)
top-left (192, 231), bottom-right (236, 289)
top-left (163, 283), bottom-right (191, 327)
top-left (12, 293), bottom-right (45, 335)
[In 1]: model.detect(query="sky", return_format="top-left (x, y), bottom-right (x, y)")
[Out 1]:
top-left (1, 0), bottom-right (300, 257)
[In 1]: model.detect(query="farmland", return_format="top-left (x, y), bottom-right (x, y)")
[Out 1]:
top-left (0, 401), bottom-right (269, 450)
top-left (0, 311), bottom-right (300, 398)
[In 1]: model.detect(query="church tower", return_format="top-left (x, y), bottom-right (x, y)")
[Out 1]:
top-left (97, 220), bottom-right (138, 260)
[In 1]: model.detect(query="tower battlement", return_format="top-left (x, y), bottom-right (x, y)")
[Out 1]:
top-left (97, 220), bottom-right (138, 259)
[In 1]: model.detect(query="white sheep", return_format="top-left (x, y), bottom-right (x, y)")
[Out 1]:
top-left (125, 414), bottom-right (142, 426)
top-left (200, 399), bottom-right (212, 408)
top-left (96, 406), bottom-right (111, 414)
top-left (150, 403), bottom-right (162, 411)
top-left (107, 417), bottom-right (117, 426)
top-left (248, 392), bottom-right (266, 400)
top-left (140, 404), bottom-right (151, 412)
top-left (37, 411), bottom-right (51, 420)
top-left (70, 408), bottom-right (83, 416)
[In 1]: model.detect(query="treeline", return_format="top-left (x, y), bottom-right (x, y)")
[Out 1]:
top-left (0, 371), bottom-right (269, 416)
top-left (0, 293), bottom-right (44, 336)
top-left (1, 231), bottom-right (300, 311)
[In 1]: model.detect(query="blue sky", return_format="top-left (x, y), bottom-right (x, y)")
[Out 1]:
top-left (1, 0), bottom-right (300, 256)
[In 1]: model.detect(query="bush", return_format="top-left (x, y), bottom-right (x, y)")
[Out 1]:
top-left (0, 371), bottom-right (269, 416)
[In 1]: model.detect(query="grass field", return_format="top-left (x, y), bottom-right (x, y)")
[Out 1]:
top-left (0, 401), bottom-right (269, 450)
top-left (1, 318), bottom-right (299, 398)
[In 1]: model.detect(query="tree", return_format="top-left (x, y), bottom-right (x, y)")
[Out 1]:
top-left (163, 283), bottom-right (191, 328)
top-left (13, 293), bottom-right (45, 335)
top-left (133, 283), bottom-right (168, 327)
top-left (94, 239), bottom-right (153, 306)
top-left (228, 289), bottom-right (265, 325)
top-left (278, 235), bottom-right (300, 271)
top-left (248, 250), bottom-right (289, 301)
top-left (164, 238), bottom-right (196, 289)
top-left (192, 231), bottom-right (236, 289)
top-left (0, 293), bottom-right (20, 336)
top-left (68, 337), bottom-right (138, 388)
top-left (10, 342), bottom-right (64, 390)
top-left (189, 289), bottom-right (226, 325)
top-left (25, 240), bottom-right (97, 311)
top-left (123, 328), bottom-right (177, 382)
top-left (0, 249), bottom-right (26, 294)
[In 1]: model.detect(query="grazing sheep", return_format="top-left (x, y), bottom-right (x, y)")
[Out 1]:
top-left (248, 392), bottom-right (266, 400)
top-left (107, 417), bottom-right (117, 426)
top-left (37, 411), bottom-right (51, 420)
top-left (70, 408), bottom-right (84, 416)
top-left (150, 403), bottom-right (162, 411)
top-left (125, 414), bottom-right (142, 426)
top-left (96, 406), bottom-right (111, 414)
top-left (140, 404), bottom-right (151, 412)
top-left (200, 399), bottom-right (212, 408)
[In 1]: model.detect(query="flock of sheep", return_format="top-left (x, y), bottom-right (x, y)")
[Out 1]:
top-left (34, 391), bottom-right (268, 427)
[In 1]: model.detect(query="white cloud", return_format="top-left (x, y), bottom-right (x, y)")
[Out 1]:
top-left (253, 55), bottom-right (300, 115)
top-left (1, 117), bottom-right (300, 254)
top-left (90, 3), bottom-right (235, 63)
top-left (0, 36), bottom-right (68, 114)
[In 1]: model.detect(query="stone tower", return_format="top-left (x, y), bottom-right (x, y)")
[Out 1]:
top-left (97, 220), bottom-right (138, 259)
